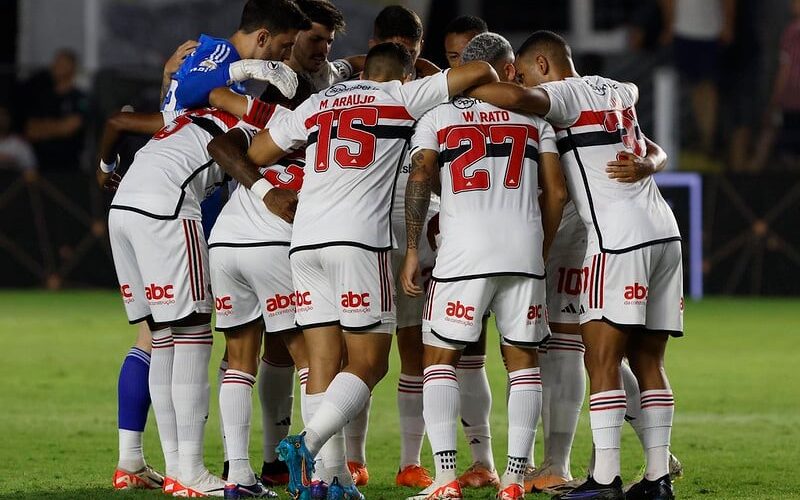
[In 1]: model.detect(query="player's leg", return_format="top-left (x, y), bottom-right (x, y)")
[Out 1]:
top-left (342, 335), bottom-right (372, 486)
top-left (217, 349), bottom-right (228, 480)
top-left (258, 333), bottom-right (294, 486)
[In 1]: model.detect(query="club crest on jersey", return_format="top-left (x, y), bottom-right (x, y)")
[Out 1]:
top-left (197, 58), bottom-right (218, 72)
top-left (452, 96), bottom-right (476, 109)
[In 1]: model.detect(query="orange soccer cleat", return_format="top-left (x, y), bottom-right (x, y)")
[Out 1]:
top-left (112, 465), bottom-right (164, 490)
top-left (406, 478), bottom-right (463, 500)
top-left (162, 476), bottom-right (180, 495)
top-left (496, 483), bottom-right (525, 500)
top-left (347, 461), bottom-right (370, 486)
top-left (457, 462), bottom-right (500, 488)
top-left (396, 464), bottom-right (434, 488)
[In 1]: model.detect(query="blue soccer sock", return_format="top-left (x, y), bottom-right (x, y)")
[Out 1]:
top-left (117, 347), bottom-right (151, 471)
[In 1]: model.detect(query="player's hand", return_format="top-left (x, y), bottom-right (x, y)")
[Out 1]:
top-left (400, 250), bottom-right (424, 297)
top-left (228, 60), bottom-right (298, 98)
top-left (96, 169), bottom-right (122, 192)
top-left (606, 152), bottom-right (655, 183)
top-left (164, 40), bottom-right (199, 77)
top-left (264, 188), bottom-right (298, 223)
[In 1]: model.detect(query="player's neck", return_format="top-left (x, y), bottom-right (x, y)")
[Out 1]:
top-left (228, 31), bottom-right (249, 59)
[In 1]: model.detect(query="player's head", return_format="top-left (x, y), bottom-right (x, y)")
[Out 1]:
top-left (292, 0), bottom-right (346, 73)
top-left (261, 73), bottom-right (315, 110)
top-left (444, 15), bottom-right (488, 68)
top-left (514, 30), bottom-right (575, 87)
top-left (51, 48), bottom-right (78, 83)
top-left (369, 6), bottom-right (424, 63)
top-left (237, 0), bottom-right (311, 61)
top-left (461, 32), bottom-right (514, 82)
top-left (363, 42), bottom-right (414, 83)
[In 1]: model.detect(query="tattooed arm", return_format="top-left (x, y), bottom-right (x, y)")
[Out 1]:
top-left (400, 148), bottom-right (439, 297)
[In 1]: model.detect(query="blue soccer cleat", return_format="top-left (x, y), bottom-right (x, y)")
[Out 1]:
top-left (223, 478), bottom-right (279, 498)
top-left (553, 476), bottom-right (624, 500)
top-left (309, 479), bottom-right (329, 499)
top-left (326, 476), bottom-right (365, 500)
top-left (276, 434), bottom-right (315, 499)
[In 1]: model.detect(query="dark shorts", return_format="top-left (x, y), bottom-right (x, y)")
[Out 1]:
top-left (673, 36), bottom-right (720, 83)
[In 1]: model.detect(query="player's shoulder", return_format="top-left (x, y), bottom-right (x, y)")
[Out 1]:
top-left (186, 34), bottom-right (237, 72)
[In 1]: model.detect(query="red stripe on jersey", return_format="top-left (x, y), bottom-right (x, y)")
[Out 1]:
top-left (600, 253), bottom-right (606, 308)
top-left (435, 123), bottom-right (540, 146)
top-left (304, 105), bottom-right (414, 129)
top-left (243, 99), bottom-right (277, 128)
top-left (209, 109), bottom-right (240, 128)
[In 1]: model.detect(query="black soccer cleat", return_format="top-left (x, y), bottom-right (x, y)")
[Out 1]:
top-left (260, 459), bottom-right (290, 486)
top-left (222, 460), bottom-right (229, 481)
top-left (554, 476), bottom-right (624, 500)
top-left (625, 474), bottom-right (674, 500)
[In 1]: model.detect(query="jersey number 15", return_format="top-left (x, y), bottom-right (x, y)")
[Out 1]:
top-left (313, 108), bottom-right (378, 172)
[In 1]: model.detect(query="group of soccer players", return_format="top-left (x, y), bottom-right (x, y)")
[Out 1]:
top-left (99, 1), bottom-right (684, 500)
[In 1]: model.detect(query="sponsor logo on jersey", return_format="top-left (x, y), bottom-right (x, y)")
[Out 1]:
top-left (340, 291), bottom-right (371, 313)
top-left (527, 304), bottom-right (544, 324)
top-left (146, 283), bottom-right (176, 306)
top-left (294, 290), bottom-right (314, 313)
top-left (215, 296), bottom-right (233, 316)
top-left (196, 58), bottom-right (218, 72)
top-left (266, 293), bottom-right (297, 316)
top-left (623, 282), bottom-right (648, 305)
top-left (444, 300), bottom-right (475, 326)
top-left (324, 82), bottom-right (379, 97)
top-left (120, 284), bottom-right (134, 303)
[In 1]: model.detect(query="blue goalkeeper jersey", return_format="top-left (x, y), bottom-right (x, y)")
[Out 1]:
top-left (161, 34), bottom-right (246, 112)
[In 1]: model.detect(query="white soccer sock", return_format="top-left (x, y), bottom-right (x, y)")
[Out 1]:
top-left (344, 396), bottom-right (371, 464)
top-left (218, 359), bottom-right (228, 462)
top-left (303, 392), bottom-right (327, 482)
top-left (303, 372), bottom-right (370, 456)
top-left (149, 328), bottom-right (179, 478)
top-left (640, 390), bottom-right (675, 480)
top-left (621, 361), bottom-right (647, 446)
top-left (171, 324), bottom-right (213, 483)
top-left (320, 429), bottom-right (353, 486)
top-left (544, 332), bottom-right (586, 477)
top-left (589, 390), bottom-right (626, 485)
top-left (397, 374), bottom-right (425, 468)
top-left (220, 369), bottom-right (256, 486)
top-left (423, 364), bottom-right (460, 482)
top-left (456, 355), bottom-right (494, 469)
top-left (118, 429), bottom-right (145, 472)
top-left (536, 343), bottom-right (550, 466)
top-left (505, 368), bottom-right (542, 485)
top-left (258, 358), bottom-right (295, 463)
top-left (297, 367), bottom-right (309, 425)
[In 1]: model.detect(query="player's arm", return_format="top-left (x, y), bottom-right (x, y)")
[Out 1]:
top-left (445, 61), bottom-right (499, 97)
top-left (465, 82), bottom-right (551, 116)
top-left (95, 111), bottom-right (168, 190)
top-left (161, 40), bottom-right (199, 104)
top-left (209, 88), bottom-right (249, 118)
top-left (606, 136), bottom-right (667, 183)
top-left (538, 152), bottom-right (567, 260)
top-left (400, 148), bottom-right (439, 297)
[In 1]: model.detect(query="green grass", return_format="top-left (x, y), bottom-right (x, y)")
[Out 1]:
top-left (0, 292), bottom-right (798, 499)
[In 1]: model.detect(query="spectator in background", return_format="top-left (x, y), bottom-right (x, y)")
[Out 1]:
top-left (660, 0), bottom-right (735, 157)
top-left (21, 49), bottom-right (89, 171)
top-left (0, 106), bottom-right (37, 174)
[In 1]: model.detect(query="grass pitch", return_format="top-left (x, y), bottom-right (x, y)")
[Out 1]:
top-left (0, 291), bottom-right (798, 499)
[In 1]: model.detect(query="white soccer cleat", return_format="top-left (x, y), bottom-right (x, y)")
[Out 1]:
top-left (172, 469), bottom-right (226, 497)
top-left (406, 477), bottom-right (463, 499)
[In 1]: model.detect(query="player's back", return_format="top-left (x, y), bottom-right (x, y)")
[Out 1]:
top-left (112, 108), bottom-right (240, 220)
top-left (412, 97), bottom-right (557, 279)
top-left (540, 75), bottom-right (680, 254)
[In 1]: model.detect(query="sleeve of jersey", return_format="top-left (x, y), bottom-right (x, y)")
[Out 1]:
top-left (619, 82), bottom-right (640, 106)
top-left (399, 70), bottom-right (451, 119)
top-left (268, 100), bottom-right (313, 152)
top-left (537, 120), bottom-right (559, 155)
top-left (233, 120), bottom-right (260, 146)
top-left (540, 82), bottom-right (580, 129)
top-left (242, 97), bottom-right (278, 128)
top-left (175, 43), bottom-right (235, 109)
top-left (160, 110), bottom-right (182, 125)
top-left (409, 111), bottom-right (439, 154)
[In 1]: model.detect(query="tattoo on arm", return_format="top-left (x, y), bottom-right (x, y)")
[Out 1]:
top-left (405, 150), bottom-right (433, 250)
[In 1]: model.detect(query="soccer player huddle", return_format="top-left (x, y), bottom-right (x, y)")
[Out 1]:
top-left (100, 1), bottom-right (684, 499)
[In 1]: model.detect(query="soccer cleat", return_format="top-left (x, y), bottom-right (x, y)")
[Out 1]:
top-left (544, 478), bottom-right (585, 495)
top-left (173, 469), bottom-right (227, 497)
top-left (113, 465), bottom-right (164, 490)
top-left (164, 477), bottom-right (181, 495)
top-left (347, 461), bottom-right (369, 486)
top-left (261, 460), bottom-right (290, 487)
top-left (496, 483), bottom-right (525, 500)
top-left (553, 476), bottom-right (624, 500)
top-left (525, 464), bottom-right (572, 492)
top-left (309, 480), bottom-right (329, 499)
top-left (326, 476), bottom-right (365, 500)
top-left (223, 479), bottom-right (279, 499)
top-left (396, 464), bottom-right (434, 488)
top-left (276, 434), bottom-right (315, 498)
top-left (457, 462), bottom-right (500, 488)
top-left (624, 475), bottom-right (674, 500)
top-left (222, 461), bottom-right (229, 481)
top-left (406, 478), bottom-right (463, 499)
top-left (668, 453), bottom-right (683, 481)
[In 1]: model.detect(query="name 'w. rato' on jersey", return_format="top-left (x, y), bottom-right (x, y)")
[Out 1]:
top-left (267, 71), bottom-right (451, 254)
top-left (539, 76), bottom-right (680, 255)
top-left (411, 97), bottom-right (558, 280)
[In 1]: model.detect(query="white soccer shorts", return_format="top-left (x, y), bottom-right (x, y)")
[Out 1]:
top-left (391, 211), bottom-right (438, 329)
top-left (580, 240), bottom-right (684, 335)
top-left (422, 275), bottom-right (551, 350)
top-left (546, 209), bottom-right (588, 325)
top-left (108, 210), bottom-right (212, 324)
top-left (209, 244), bottom-right (297, 333)
top-left (290, 246), bottom-right (396, 333)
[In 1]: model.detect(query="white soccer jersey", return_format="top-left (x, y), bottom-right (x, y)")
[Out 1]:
top-left (411, 97), bottom-right (558, 280)
top-left (111, 108), bottom-right (254, 220)
top-left (539, 76), bottom-right (680, 254)
top-left (268, 71), bottom-right (451, 253)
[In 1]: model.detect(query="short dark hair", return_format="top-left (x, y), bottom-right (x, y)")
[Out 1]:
top-left (444, 15), bottom-right (488, 36)
top-left (295, 0), bottom-right (345, 33)
top-left (260, 73), bottom-right (314, 109)
top-left (373, 5), bottom-right (423, 42)
top-left (516, 30), bottom-right (571, 61)
top-left (364, 42), bottom-right (414, 79)
top-left (239, 0), bottom-right (311, 34)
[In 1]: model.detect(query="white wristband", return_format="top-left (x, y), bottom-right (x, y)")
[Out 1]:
top-left (99, 159), bottom-right (117, 173)
top-left (250, 178), bottom-right (273, 199)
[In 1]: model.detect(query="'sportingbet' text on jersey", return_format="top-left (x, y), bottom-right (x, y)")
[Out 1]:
top-left (539, 75), bottom-right (680, 255)
top-left (411, 97), bottom-right (558, 281)
top-left (268, 71), bottom-right (451, 254)
top-left (111, 109), bottom-right (256, 220)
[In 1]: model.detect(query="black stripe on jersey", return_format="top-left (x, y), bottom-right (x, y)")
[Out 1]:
top-left (439, 143), bottom-right (539, 166)
top-left (288, 241), bottom-right (393, 256)
top-left (341, 320), bottom-right (383, 332)
top-left (307, 124), bottom-right (414, 145)
top-left (429, 329), bottom-right (469, 346)
top-left (562, 129), bottom-right (681, 255)
top-left (502, 332), bottom-right (550, 348)
top-left (208, 241), bottom-right (290, 249)
top-left (593, 316), bottom-right (684, 338)
top-left (431, 271), bottom-right (546, 283)
top-left (214, 315), bottom-right (264, 333)
top-left (189, 116), bottom-right (226, 137)
top-left (127, 313), bottom-right (153, 326)
top-left (295, 319), bottom-right (341, 330)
